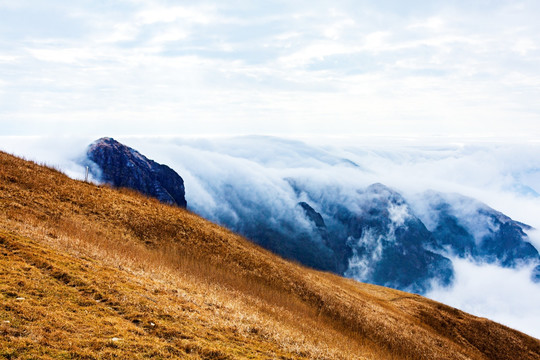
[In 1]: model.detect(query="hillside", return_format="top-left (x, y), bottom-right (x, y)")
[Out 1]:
top-left (1, 151), bottom-right (539, 360)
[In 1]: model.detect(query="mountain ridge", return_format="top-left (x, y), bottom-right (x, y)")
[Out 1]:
top-left (86, 137), bottom-right (187, 208)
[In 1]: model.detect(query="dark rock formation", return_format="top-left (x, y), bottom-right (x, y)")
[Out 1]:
top-left (338, 184), bottom-right (454, 293)
top-left (86, 137), bottom-right (187, 208)
top-left (532, 265), bottom-right (540, 283)
top-left (291, 183), bottom-right (538, 293)
top-left (299, 202), bottom-right (326, 230)
top-left (419, 191), bottom-right (539, 267)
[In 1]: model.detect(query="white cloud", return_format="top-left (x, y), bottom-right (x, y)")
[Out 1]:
top-left (0, 55), bottom-right (18, 63)
top-left (527, 230), bottom-right (540, 253)
top-left (388, 203), bottom-right (410, 227)
top-left (100, 23), bottom-right (140, 43)
top-left (26, 47), bottom-right (97, 64)
top-left (277, 42), bottom-right (360, 68)
top-left (362, 31), bottom-right (392, 52)
top-left (2, 1), bottom-right (540, 137)
top-left (151, 27), bottom-right (189, 43)
top-left (513, 38), bottom-right (537, 55)
top-left (427, 258), bottom-right (540, 339)
top-left (408, 16), bottom-right (445, 31)
top-left (135, 5), bottom-right (216, 25)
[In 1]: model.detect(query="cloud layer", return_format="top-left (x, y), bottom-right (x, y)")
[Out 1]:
top-left (1, 1), bottom-right (540, 137)
top-left (426, 258), bottom-right (540, 339)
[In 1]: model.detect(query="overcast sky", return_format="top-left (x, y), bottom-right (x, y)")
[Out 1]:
top-left (1, 0), bottom-right (540, 137)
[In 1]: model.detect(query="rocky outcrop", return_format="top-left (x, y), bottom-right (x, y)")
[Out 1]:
top-left (533, 265), bottom-right (540, 283)
top-left (337, 184), bottom-right (454, 293)
top-left (299, 202), bottom-right (326, 230)
top-left (291, 183), bottom-right (538, 293)
top-left (418, 191), bottom-right (539, 267)
top-left (86, 138), bottom-right (187, 207)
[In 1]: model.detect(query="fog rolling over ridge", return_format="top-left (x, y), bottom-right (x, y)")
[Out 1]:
top-left (1, 135), bottom-right (540, 338)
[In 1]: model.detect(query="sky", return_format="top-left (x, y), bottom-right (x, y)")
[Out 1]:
top-left (1, 0), bottom-right (540, 137)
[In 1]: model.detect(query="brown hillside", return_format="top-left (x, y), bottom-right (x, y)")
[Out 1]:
top-left (0, 151), bottom-right (539, 360)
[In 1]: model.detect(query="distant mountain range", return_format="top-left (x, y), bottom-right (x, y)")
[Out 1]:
top-left (86, 138), bottom-right (540, 294)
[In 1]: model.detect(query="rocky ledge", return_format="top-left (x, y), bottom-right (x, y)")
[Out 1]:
top-left (86, 137), bottom-right (187, 208)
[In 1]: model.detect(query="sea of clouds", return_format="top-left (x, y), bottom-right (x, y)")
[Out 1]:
top-left (1, 134), bottom-right (539, 338)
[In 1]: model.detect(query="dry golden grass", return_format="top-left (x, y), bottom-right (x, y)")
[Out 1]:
top-left (1, 150), bottom-right (539, 359)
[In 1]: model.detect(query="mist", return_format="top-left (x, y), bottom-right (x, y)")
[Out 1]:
top-left (426, 258), bottom-right (540, 338)
top-left (0, 135), bottom-right (97, 181)
top-left (1, 134), bottom-right (539, 338)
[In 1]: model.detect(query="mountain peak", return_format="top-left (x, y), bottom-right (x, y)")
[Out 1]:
top-left (86, 138), bottom-right (187, 207)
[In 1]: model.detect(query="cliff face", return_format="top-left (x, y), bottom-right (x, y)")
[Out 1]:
top-left (419, 191), bottom-right (539, 266)
top-left (336, 183), bottom-right (454, 293)
top-left (86, 137), bottom-right (187, 208)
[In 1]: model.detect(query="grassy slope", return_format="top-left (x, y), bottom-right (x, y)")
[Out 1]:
top-left (0, 151), bottom-right (539, 360)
